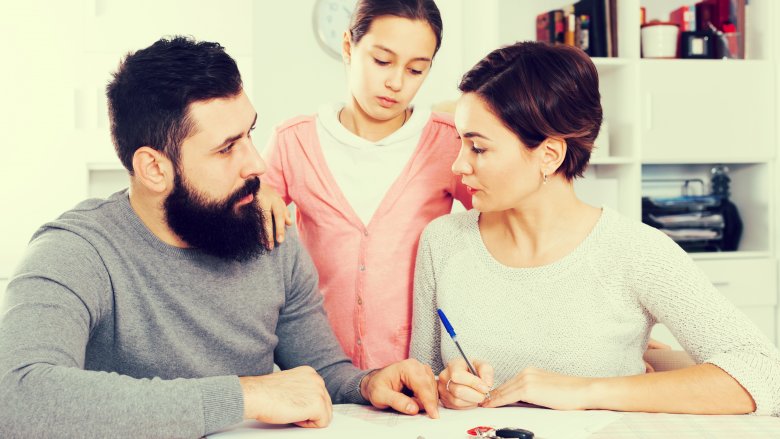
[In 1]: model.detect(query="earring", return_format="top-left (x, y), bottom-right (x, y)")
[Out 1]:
top-left (543, 172), bottom-right (548, 185)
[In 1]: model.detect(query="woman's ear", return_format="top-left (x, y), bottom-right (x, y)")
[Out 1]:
top-left (131, 147), bottom-right (173, 194)
top-left (541, 137), bottom-right (567, 175)
top-left (342, 31), bottom-right (352, 64)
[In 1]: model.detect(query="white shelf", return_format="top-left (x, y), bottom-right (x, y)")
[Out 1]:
top-left (691, 251), bottom-right (773, 261)
top-left (591, 156), bottom-right (637, 165)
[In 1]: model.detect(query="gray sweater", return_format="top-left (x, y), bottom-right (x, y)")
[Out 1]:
top-left (0, 190), bottom-right (368, 438)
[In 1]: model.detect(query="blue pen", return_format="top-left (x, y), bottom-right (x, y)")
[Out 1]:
top-left (437, 308), bottom-right (491, 399)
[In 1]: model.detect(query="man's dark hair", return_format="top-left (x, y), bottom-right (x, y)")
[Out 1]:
top-left (106, 36), bottom-right (243, 174)
top-left (459, 41), bottom-right (602, 180)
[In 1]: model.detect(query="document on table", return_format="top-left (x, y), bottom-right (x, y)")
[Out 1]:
top-left (209, 404), bottom-right (623, 438)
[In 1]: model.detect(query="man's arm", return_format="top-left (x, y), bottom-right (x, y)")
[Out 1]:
top-left (0, 230), bottom-right (243, 438)
top-left (271, 230), bottom-right (369, 404)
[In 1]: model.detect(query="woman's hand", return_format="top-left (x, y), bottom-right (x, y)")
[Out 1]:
top-left (644, 338), bottom-right (672, 373)
top-left (481, 367), bottom-right (596, 410)
top-left (437, 358), bottom-right (493, 410)
top-left (257, 183), bottom-right (292, 249)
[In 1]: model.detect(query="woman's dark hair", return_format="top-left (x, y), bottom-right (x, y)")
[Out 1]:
top-left (106, 36), bottom-right (243, 174)
top-left (459, 41), bottom-right (602, 180)
top-left (349, 0), bottom-right (443, 56)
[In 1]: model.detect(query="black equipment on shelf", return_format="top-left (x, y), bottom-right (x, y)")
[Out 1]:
top-left (642, 173), bottom-right (742, 252)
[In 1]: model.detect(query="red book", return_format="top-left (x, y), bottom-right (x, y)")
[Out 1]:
top-left (670, 6), bottom-right (694, 31)
top-left (696, 0), bottom-right (730, 31)
top-left (536, 11), bottom-right (553, 42)
top-left (535, 10), bottom-right (564, 43)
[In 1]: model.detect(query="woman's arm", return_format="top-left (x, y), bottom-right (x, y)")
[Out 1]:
top-left (631, 228), bottom-right (780, 416)
top-left (409, 229), bottom-right (445, 375)
top-left (483, 363), bottom-right (754, 414)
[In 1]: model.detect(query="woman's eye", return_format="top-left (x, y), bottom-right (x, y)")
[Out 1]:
top-left (374, 58), bottom-right (390, 66)
top-left (409, 68), bottom-right (423, 75)
top-left (219, 144), bottom-right (235, 155)
top-left (471, 144), bottom-right (486, 154)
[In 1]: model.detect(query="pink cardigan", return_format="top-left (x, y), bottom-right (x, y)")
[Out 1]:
top-left (263, 112), bottom-right (471, 369)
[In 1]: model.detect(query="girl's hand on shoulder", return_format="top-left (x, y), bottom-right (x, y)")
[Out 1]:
top-left (257, 183), bottom-right (292, 249)
top-left (481, 367), bottom-right (596, 410)
top-left (438, 359), bottom-right (493, 410)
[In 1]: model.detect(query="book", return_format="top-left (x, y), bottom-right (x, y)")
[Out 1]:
top-left (536, 9), bottom-right (565, 44)
top-left (608, 0), bottom-right (618, 56)
top-left (574, 0), bottom-right (607, 57)
top-left (670, 5), bottom-right (695, 31)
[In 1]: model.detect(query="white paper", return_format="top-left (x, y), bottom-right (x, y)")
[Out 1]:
top-left (210, 404), bottom-right (623, 439)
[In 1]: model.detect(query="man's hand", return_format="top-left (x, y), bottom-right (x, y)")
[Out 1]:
top-left (257, 182), bottom-right (292, 250)
top-left (437, 358), bottom-right (493, 410)
top-left (360, 359), bottom-right (440, 418)
top-left (239, 366), bottom-right (332, 428)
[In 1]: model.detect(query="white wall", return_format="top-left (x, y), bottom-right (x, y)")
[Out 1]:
top-left (1, 1), bottom-right (86, 279)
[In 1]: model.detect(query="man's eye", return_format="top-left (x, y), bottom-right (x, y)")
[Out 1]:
top-left (219, 144), bottom-right (235, 154)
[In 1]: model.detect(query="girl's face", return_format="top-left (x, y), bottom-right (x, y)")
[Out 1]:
top-left (452, 92), bottom-right (548, 212)
top-left (344, 15), bottom-right (436, 121)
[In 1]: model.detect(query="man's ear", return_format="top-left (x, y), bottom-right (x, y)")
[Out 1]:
top-left (342, 30), bottom-right (352, 64)
top-left (131, 147), bottom-right (173, 194)
top-left (541, 137), bottom-right (567, 175)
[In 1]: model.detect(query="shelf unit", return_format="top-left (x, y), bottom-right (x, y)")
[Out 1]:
top-left (489, 0), bottom-right (777, 345)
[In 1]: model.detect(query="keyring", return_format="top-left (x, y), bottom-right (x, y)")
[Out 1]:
top-left (466, 425), bottom-right (494, 438)
top-left (466, 426), bottom-right (534, 439)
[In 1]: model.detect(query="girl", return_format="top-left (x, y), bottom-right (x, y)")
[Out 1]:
top-left (410, 41), bottom-right (780, 415)
top-left (262, 0), bottom-right (470, 369)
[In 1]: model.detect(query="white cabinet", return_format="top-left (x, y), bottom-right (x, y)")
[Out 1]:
top-left (491, 0), bottom-right (777, 345)
top-left (640, 61), bottom-right (775, 163)
top-left (699, 257), bottom-right (777, 342)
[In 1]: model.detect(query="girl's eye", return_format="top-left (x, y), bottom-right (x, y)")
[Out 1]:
top-left (409, 68), bottom-right (423, 75)
top-left (374, 58), bottom-right (390, 66)
top-left (471, 144), bottom-right (486, 154)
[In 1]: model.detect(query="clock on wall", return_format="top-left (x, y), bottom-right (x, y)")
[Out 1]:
top-left (312, 0), bottom-right (357, 60)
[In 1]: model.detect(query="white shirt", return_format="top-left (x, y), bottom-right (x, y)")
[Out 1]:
top-left (316, 103), bottom-right (431, 225)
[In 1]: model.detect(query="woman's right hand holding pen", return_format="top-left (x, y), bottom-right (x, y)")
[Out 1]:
top-left (438, 358), bottom-right (494, 409)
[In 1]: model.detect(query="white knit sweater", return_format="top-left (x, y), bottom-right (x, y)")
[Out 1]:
top-left (409, 207), bottom-right (780, 416)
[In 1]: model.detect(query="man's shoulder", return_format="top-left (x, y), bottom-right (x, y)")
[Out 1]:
top-left (36, 191), bottom-right (128, 239)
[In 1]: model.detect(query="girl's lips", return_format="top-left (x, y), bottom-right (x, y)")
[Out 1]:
top-left (465, 185), bottom-right (479, 195)
top-left (377, 97), bottom-right (397, 108)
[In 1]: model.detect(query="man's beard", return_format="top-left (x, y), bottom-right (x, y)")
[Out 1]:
top-left (164, 172), bottom-right (268, 261)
